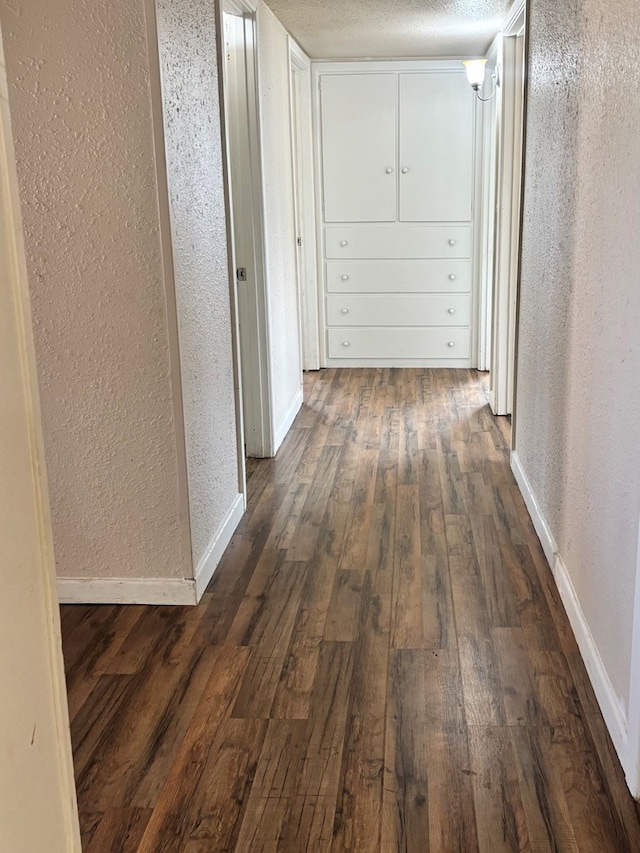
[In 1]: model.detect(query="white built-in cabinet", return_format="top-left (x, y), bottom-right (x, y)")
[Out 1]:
top-left (315, 61), bottom-right (476, 366)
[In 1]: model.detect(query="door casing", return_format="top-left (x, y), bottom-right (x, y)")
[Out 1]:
top-left (220, 0), bottom-right (273, 460)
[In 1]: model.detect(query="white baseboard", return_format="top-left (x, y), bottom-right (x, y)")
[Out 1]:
top-left (57, 493), bottom-right (245, 606)
top-left (510, 451), bottom-right (630, 780)
top-left (552, 553), bottom-right (628, 759)
top-left (626, 518), bottom-right (640, 798)
top-left (57, 576), bottom-right (198, 605)
top-left (194, 492), bottom-right (245, 600)
top-left (273, 387), bottom-right (303, 454)
top-left (510, 451), bottom-right (558, 568)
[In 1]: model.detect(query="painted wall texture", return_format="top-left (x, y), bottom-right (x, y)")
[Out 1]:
top-left (155, 0), bottom-right (241, 567)
top-left (517, 0), bottom-right (640, 715)
top-left (257, 1), bottom-right (303, 444)
top-left (0, 0), bottom-right (191, 580)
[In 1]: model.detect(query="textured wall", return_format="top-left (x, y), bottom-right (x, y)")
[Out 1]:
top-left (155, 0), bottom-right (241, 564)
top-left (0, 0), bottom-right (189, 580)
top-left (257, 1), bottom-right (303, 442)
top-left (517, 0), bottom-right (640, 713)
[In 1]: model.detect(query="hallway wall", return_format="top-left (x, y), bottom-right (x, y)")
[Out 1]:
top-left (515, 0), bottom-right (640, 771)
top-left (154, 0), bottom-right (242, 576)
top-left (0, 0), bottom-right (192, 587)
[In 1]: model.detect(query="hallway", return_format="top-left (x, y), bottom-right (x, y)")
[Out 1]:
top-left (61, 369), bottom-right (640, 851)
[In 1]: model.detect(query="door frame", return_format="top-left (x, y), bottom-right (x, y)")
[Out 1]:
top-left (0, 35), bottom-right (81, 849)
top-left (219, 0), bottom-right (273, 460)
top-left (488, 0), bottom-right (527, 417)
top-left (289, 39), bottom-right (320, 371)
top-left (475, 39), bottom-right (500, 372)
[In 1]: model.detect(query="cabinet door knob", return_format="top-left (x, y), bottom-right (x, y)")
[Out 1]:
top-left (341, 274), bottom-right (349, 281)
top-left (448, 308), bottom-right (456, 315)
top-left (341, 308), bottom-right (349, 314)
top-left (449, 273), bottom-right (457, 281)
top-left (401, 167), bottom-right (409, 174)
top-left (385, 167), bottom-right (393, 174)
top-left (342, 340), bottom-right (351, 347)
top-left (449, 239), bottom-right (456, 246)
top-left (340, 240), bottom-right (348, 247)
top-left (447, 341), bottom-right (456, 347)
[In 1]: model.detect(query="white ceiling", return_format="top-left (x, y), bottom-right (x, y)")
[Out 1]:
top-left (264, 0), bottom-right (509, 59)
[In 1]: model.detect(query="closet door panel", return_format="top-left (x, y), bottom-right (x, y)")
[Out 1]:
top-left (399, 73), bottom-right (473, 222)
top-left (321, 74), bottom-right (397, 222)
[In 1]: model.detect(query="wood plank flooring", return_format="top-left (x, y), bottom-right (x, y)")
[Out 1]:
top-left (61, 368), bottom-right (640, 852)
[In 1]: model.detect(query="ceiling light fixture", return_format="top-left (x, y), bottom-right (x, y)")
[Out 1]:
top-left (463, 59), bottom-right (498, 101)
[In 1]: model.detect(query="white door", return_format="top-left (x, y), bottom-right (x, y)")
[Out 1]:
top-left (320, 74), bottom-right (397, 222)
top-left (223, 10), bottom-right (272, 458)
top-left (0, 34), bottom-right (81, 851)
top-left (399, 72), bottom-right (473, 222)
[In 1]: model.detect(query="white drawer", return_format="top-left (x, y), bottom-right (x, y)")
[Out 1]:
top-left (328, 327), bottom-right (470, 359)
top-left (327, 294), bottom-right (471, 327)
top-left (326, 259), bottom-right (471, 293)
top-left (325, 224), bottom-right (471, 259)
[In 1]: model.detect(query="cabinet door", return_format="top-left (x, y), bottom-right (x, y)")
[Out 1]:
top-left (399, 72), bottom-right (473, 222)
top-left (321, 74), bottom-right (397, 222)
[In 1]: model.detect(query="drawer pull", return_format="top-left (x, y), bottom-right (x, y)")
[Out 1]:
top-left (401, 166), bottom-right (409, 174)
top-left (448, 308), bottom-right (456, 315)
top-left (342, 340), bottom-right (351, 347)
top-left (447, 341), bottom-right (456, 348)
top-left (340, 240), bottom-right (348, 247)
top-left (448, 239), bottom-right (456, 247)
top-left (341, 308), bottom-right (349, 314)
top-left (341, 274), bottom-right (349, 281)
top-left (449, 274), bottom-right (457, 281)
top-left (385, 167), bottom-right (393, 174)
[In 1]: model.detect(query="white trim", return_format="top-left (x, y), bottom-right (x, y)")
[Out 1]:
top-left (57, 492), bottom-right (246, 606)
top-left (626, 515), bottom-right (640, 798)
top-left (311, 62), bottom-right (327, 366)
top-left (57, 576), bottom-right (198, 606)
top-left (224, 0), bottom-right (257, 13)
top-left (273, 388), bottom-right (303, 453)
top-left (476, 36), bottom-right (500, 372)
top-left (194, 492), bottom-right (245, 599)
top-left (312, 59), bottom-right (473, 74)
top-left (489, 18), bottom-right (525, 417)
top-left (289, 38), bottom-right (321, 371)
top-left (1, 33), bottom-right (81, 846)
top-left (510, 451), bottom-right (557, 567)
top-left (511, 450), bottom-right (631, 792)
top-left (289, 37), bottom-right (311, 71)
top-left (503, 0), bottom-right (527, 35)
top-left (220, 2), bottom-right (274, 458)
top-left (552, 553), bottom-right (628, 762)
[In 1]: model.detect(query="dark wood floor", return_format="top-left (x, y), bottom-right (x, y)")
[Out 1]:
top-left (61, 368), bottom-right (640, 852)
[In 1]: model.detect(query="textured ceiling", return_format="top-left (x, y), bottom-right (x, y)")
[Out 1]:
top-left (264, 0), bottom-right (509, 59)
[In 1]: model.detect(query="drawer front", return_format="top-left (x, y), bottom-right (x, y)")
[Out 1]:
top-left (327, 294), bottom-right (471, 327)
top-left (325, 225), bottom-right (471, 259)
top-left (328, 327), bottom-right (470, 360)
top-left (326, 259), bottom-right (471, 293)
